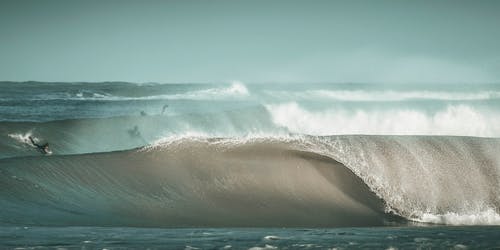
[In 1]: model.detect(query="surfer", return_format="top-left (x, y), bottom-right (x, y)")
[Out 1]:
top-left (128, 125), bottom-right (141, 138)
top-left (127, 126), bottom-right (148, 143)
top-left (161, 104), bottom-right (169, 115)
top-left (28, 136), bottom-right (51, 155)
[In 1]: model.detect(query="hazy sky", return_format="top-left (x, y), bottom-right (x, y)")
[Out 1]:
top-left (1, 0), bottom-right (499, 83)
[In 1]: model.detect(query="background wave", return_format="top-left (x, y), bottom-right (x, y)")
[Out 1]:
top-left (2, 101), bottom-right (500, 159)
top-left (266, 102), bottom-right (500, 137)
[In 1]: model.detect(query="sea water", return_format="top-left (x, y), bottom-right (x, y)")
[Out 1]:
top-left (1, 81), bottom-right (499, 249)
top-left (1, 226), bottom-right (499, 249)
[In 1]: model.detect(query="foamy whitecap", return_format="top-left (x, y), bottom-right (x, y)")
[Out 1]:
top-left (227, 81), bottom-right (249, 95)
top-left (8, 132), bottom-right (33, 145)
top-left (265, 102), bottom-right (500, 137)
top-left (263, 235), bottom-right (280, 241)
top-left (102, 82), bottom-right (249, 101)
top-left (248, 245), bottom-right (278, 250)
top-left (417, 209), bottom-right (500, 225)
top-left (176, 81), bottom-right (248, 99)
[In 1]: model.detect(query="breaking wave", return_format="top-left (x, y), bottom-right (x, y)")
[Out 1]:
top-left (266, 102), bottom-right (500, 137)
top-left (265, 89), bottom-right (500, 101)
top-left (0, 82), bottom-right (249, 101)
top-left (1, 135), bottom-right (499, 227)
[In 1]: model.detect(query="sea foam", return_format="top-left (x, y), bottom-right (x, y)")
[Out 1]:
top-left (266, 102), bottom-right (500, 137)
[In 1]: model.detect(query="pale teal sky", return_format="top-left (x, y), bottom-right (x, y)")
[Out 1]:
top-left (1, 0), bottom-right (500, 83)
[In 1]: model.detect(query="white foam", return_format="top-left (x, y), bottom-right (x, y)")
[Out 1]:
top-left (142, 132), bottom-right (301, 152)
top-left (248, 245), bottom-right (277, 250)
top-left (8, 132), bottom-right (33, 145)
top-left (143, 132), bottom-right (213, 151)
top-left (11, 82), bottom-right (250, 101)
top-left (226, 81), bottom-right (249, 95)
top-left (417, 209), bottom-right (500, 225)
top-left (306, 134), bottom-right (500, 226)
top-left (85, 82), bottom-right (249, 101)
top-left (263, 235), bottom-right (280, 240)
top-left (265, 102), bottom-right (500, 137)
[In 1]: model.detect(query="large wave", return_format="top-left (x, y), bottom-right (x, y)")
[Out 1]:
top-left (266, 102), bottom-right (500, 137)
top-left (1, 135), bottom-right (499, 227)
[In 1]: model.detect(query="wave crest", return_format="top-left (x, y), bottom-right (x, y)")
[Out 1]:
top-left (265, 102), bottom-right (500, 137)
top-left (266, 89), bottom-right (500, 101)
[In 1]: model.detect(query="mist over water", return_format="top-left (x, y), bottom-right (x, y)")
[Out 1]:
top-left (1, 81), bottom-right (500, 137)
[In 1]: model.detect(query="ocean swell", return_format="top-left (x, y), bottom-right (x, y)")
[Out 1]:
top-left (0, 138), bottom-right (391, 227)
top-left (1, 135), bottom-right (499, 227)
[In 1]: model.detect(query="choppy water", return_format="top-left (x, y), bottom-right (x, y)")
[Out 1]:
top-left (2, 81), bottom-right (500, 137)
top-left (2, 226), bottom-right (499, 249)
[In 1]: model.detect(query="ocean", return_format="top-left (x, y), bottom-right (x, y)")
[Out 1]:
top-left (1, 81), bottom-right (499, 249)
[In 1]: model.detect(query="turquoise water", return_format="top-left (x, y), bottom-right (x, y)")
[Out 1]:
top-left (2, 226), bottom-right (499, 249)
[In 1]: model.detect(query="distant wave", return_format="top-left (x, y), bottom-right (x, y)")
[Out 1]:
top-left (0, 82), bottom-right (249, 101)
top-left (2, 102), bottom-right (500, 159)
top-left (0, 106), bottom-right (281, 159)
top-left (265, 102), bottom-right (500, 137)
top-left (1, 135), bottom-right (499, 227)
top-left (153, 81), bottom-right (249, 100)
top-left (265, 89), bottom-right (500, 101)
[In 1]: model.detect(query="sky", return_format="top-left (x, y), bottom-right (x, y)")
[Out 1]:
top-left (1, 0), bottom-right (500, 83)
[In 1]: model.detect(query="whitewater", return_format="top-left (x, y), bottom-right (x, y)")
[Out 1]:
top-left (1, 81), bottom-right (500, 229)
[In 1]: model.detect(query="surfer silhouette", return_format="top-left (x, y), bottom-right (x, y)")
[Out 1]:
top-left (127, 126), bottom-right (147, 144)
top-left (161, 104), bottom-right (169, 115)
top-left (29, 136), bottom-right (51, 155)
top-left (128, 126), bottom-right (141, 138)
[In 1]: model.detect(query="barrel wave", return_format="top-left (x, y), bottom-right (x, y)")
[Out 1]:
top-left (1, 136), bottom-right (499, 227)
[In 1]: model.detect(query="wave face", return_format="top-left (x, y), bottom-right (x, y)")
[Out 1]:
top-left (1, 136), bottom-right (499, 227)
top-left (306, 135), bottom-right (500, 225)
top-left (0, 138), bottom-right (392, 227)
